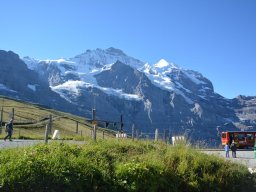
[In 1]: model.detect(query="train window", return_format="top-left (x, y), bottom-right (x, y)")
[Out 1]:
top-left (238, 134), bottom-right (245, 140)
top-left (247, 134), bottom-right (253, 140)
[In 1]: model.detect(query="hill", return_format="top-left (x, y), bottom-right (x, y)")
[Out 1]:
top-left (0, 96), bottom-right (116, 140)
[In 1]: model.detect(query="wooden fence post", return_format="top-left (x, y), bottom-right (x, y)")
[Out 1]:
top-left (12, 108), bottom-right (14, 119)
top-left (48, 114), bottom-right (52, 134)
top-left (44, 124), bottom-right (49, 144)
top-left (155, 128), bottom-right (159, 142)
top-left (0, 107), bottom-right (3, 134)
top-left (93, 125), bottom-right (97, 141)
top-left (76, 121), bottom-right (79, 134)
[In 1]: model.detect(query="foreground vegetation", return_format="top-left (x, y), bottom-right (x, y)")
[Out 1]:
top-left (0, 139), bottom-right (255, 192)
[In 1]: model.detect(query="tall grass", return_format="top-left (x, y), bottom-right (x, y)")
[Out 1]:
top-left (0, 140), bottom-right (255, 191)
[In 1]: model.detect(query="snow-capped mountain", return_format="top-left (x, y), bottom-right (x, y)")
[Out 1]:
top-left (23, 47), bottom-right (214, 106)
top-left (23, 47), bottom-right (145, 101)
top-left (1, 48), bottom-right (255, 145)
top-left (0, 50), bottom-right (79, 114)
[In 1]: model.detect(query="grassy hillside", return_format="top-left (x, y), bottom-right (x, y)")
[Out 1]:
top-left (0, 140), bottom-right (255, 191)
top-left (0, 96), bottom-right (116, 140)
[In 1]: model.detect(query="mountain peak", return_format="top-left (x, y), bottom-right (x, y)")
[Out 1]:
top-left (73, 47), bottom-right (144, 69)
top-left (105, 47), bottom-right (127, 56)
top-left (154, 59), bottom-right (169, 68)
top-left (154, 59), bottom-right (179, 69)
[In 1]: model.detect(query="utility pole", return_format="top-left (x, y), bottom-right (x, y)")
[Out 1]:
top-left (92, 108), bottom-right (96, 121)
top-left (163, 128), bottom-right (166, 143)
top-left (155, 128), bottom-right (159, 142)
top-left (48, 114), bottom-right (52, 134)
top-left (120, 115), bottom-right (123, 133)
top-left (136, 128), bottom-right (139, 140)
top-left (92, 108), bottom-right (97, 141)
top-left (132, 124), bottom-right (135, 141)
top-left (0, 107), bottom-right (3, 134)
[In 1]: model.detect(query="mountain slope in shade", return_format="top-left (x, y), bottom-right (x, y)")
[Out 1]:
top-left (0, 50), bottom-right (82, 115)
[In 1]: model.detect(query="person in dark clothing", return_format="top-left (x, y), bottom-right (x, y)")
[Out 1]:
top-left (230, 141), bottom-right (237, 158)
top-left (229, 134), bottom-right (234, 145)
top-left (4, 118), bottom-right (14, 141)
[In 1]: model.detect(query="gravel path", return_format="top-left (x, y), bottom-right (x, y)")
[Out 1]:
top-left (0, 139), bottom-right (44, 149)
top-left (203, 150), bottom-right (256, 170)
top-left (0, 139), bottom-right (85, 149)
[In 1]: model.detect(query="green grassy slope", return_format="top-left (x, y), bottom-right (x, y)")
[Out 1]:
top-left (0, 96), bottom-right (116, 140)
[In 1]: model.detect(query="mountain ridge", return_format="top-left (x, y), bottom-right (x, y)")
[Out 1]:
top-left (0, 48), bottom-right (255, 145)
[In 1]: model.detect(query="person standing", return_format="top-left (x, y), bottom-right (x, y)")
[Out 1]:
top-left (230, 141), bottom-right (237, 158)
top-left (224, 142), bottom-right (230, 158)
top-left (4, 118), bottom-right (14, 141)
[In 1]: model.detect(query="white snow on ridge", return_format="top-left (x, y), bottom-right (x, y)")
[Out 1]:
top-left (183, 71), bottom-right (206, 85)
top-left (50, 80), bottom-right (92, 103)
top-left (27, 84), bottom-right (37, 92)
top-left (23, 57), bottom-right (40, 70)
top-left (99, 87), bottom-right (142, 101)
top-left (141, 59), bottom-right (177, 92)
top-left (51, 80), bottom-right (142, 102)
top-left (51, 80), bottom-right (91, 96)
top-left (154, 59), bottom-right (179, 72)
top-left (44, 58), bottom-right (75, 64)
top-left (72, 48), bottom-right (145, 69)
top-left (0, 84), bottom-right (17, 93)
top-left (154, 59), bottom-right (169, 68)
top-left (140, 59), bottom-right (197, 104)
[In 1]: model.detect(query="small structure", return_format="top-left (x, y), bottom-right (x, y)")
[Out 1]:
top-left (116, 132), bottom-right (127, 138)
top-left (52, 130), bottom-right (60, 140)
top-left (171, 136), bottom-right (185, 145)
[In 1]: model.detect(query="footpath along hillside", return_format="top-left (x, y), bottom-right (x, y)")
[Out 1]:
top-left (203, 149), bottom-right (256, 172)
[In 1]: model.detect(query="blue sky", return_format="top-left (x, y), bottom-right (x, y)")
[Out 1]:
top-left (0, 0), bottom-right (256, 99)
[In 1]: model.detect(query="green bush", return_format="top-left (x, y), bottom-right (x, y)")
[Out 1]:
top-left (116, 161), bottom-right (160, 191)
top-left (163, 145), bottom-right (253, 192)
top-left (0, 144), bottom-right (105, 192)
top-left (0, 140), bottom-right (255, 192)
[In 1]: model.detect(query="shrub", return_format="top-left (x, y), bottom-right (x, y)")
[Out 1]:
top-left (0, 143), bottom-right (105, 191)
top-left (0, 140), bottom-right (255, 191)
top-left (163, 145), bottom-right (254, 192)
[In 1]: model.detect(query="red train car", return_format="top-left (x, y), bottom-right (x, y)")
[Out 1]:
top-left (221, 131), bottom-right (256, 149)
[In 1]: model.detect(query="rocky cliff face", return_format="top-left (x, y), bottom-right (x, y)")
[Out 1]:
top-left (0, 50), bottom-right (79, 114)
top-left (231, 96), bottom-right (256, 130)
top-left (1, 48), bottom-right (255, 145)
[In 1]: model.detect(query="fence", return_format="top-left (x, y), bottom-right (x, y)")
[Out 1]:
top-left (0, 105), bottom-right (186, 145)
